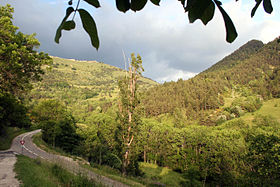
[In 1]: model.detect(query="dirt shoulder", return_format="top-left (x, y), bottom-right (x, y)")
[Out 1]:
top-left (0, 151), bottom-right (20, 187)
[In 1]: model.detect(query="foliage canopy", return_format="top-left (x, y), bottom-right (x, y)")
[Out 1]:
top-left (0, 5), bottom-right (52, 96)
top-left (56, 0), bottom-right (276, 49)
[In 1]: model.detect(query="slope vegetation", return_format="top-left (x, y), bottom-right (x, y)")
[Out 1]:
top-left (29, 57), bottom-right (158, 120)
top-left (142, 37), bottom-right (280, 125)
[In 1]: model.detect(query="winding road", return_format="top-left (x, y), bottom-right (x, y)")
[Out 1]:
top-left (0, 130), bottom-right (130, 187)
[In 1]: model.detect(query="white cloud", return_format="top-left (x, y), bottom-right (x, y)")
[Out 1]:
top-left (1, 0), bottom-right (280, 82)
top-left (156, 69), bottom-right (197, 83)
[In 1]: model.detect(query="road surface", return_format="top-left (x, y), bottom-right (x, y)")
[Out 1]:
top-left (1, 130), bottom-right (130, 187)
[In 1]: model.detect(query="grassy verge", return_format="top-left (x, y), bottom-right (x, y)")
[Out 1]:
top-left (14, 155), bottom-right (101, 187)
top-left (140, 162), bottom-right (185, 186)
top-left (80, 161), bottom-right (186, 186)
top-left (32, 133), bottom-right (85, 163)
top-left (0, 127), bottom-right (28, 150)
top-left (32, 132), bottom-right (70, 157)
top-left (80, 164), bottom-right (146, 187)
top-left (33, 133), bottom-right (145, 186)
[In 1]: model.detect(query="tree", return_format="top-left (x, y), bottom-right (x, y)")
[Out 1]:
top-left (56, 0), bottom-right (276, 49)
top-left (0, 4), bottom-right (52, 133)
top-left (246, 133), bottom-right (280, 185)
top-left (32, 99), bottom-right (80, 153)
top-left (117, 53), bottom-right (144, 175)
top-left (0, 4), bottom-right (52, 96)
top-left (83, 111), bottom-right (119, 167)
top-left (0, 92), bottom-right (30, 131)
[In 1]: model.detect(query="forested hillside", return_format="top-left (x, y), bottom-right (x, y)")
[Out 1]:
top-left (142, 38), bottom-right (280, 125)
top-left (2, 4), bottom-right (280, 186)
top-left (29, 57), bottom-right (158, 120)
top-left (28, 38), bottom-right (280, 186)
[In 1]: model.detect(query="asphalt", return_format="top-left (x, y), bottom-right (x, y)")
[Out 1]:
top-left (0, 129), bottom-right (130, 187)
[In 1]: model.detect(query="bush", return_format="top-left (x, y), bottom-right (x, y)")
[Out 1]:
top-left (246, 134), bottom-right (280, 185)
top-left (230, 105), bottom-right (244, 117)
top-left (216, 115), bottom-right (227, 124)
top-left (0, 92), bottom-right (30, 130)
top-left (33, 99), bottom-right (81, 153)
top-left (231, 96), bottom-right (262, 113)
top-left (180, 166), bottom-right (203, 187)
top-left (252, 114), bottom-right (279, 128)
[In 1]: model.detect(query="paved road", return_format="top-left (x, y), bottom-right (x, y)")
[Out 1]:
top-left (2, 130), bottom-right (130, 187)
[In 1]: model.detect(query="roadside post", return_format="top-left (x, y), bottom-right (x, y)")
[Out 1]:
top-left (20, 140), bottom-right (25, 154)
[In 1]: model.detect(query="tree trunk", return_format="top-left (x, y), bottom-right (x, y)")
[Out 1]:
top-left (99, 147), bottom-right (102, 165)
top-left (144, 149), bottom-right (146, 163)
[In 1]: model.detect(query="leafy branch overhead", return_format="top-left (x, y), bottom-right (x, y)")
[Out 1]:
top-left (55, 0), bottom-right (275, 49)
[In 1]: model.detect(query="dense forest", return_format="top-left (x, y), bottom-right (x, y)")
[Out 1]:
top-left (1, 4), bottom-right (280, 186)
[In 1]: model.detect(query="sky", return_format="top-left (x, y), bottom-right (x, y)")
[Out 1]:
top-left (1, 0), bottom-right (280, 83)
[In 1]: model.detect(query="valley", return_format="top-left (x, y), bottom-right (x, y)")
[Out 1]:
top-left (1, 4), bottom-right (280, 186)
top-left (23, 38), bottom-right (280, 186)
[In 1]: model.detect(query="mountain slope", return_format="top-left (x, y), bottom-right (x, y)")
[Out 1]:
top-left (142, 37), bottom-right (280, 124)
top-left (29, 56), bottom-right (158, 120)
top-left (203, 40), bottom-right (264, 73)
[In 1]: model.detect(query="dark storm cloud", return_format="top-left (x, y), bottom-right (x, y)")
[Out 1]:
top-left (1, 0), bottom-right (279, 82)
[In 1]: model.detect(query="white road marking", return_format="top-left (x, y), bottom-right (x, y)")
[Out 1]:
top-left (20, 130), bottom-right (41, 158)
top-left (22, 145), bottom-right (39, 157)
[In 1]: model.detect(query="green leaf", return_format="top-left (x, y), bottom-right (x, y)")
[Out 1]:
top-left (62, 20), bottom-right (76, 31)
top-left (150, 0), bottom-right (160, 6)
top-left (178, 0), bottom-right (186, 10)
top-left (214, 0), bottom-right (237, 43)
top-left (200, 1), bottom-right (215, 25)
top-left (84, 0), bottom-right (101, 8)
top-left (187, 0), bottom-right (215, 25)
top-left (116, 0), bottom-right (130, 13)
top-left (263, 0), bottom-right (273, 14)
top-left (131, 0), bottom-right (148, 11)
top-left (55, 7), bottom-right (75, 44)
top-left (251, 0), bottom-right (262, 17)
top-left (78, 9), bottom-right (99, 49)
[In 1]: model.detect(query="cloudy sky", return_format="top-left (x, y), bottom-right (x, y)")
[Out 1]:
top-left (1, 0), bottom-right (280, 82)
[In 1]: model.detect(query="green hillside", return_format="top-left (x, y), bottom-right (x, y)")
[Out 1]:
top-left (142, 37), bottom-right (280, 125)
top-left (203, 39), bottom-right (264, 73)
top-left (25, 39), bottom-right (280, 186)
top-left (29, 56), bottom-right (158, 120)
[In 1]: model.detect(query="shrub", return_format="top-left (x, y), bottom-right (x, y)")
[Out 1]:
top-left (230, 105), bottom-right (244, 117)
top-left (252, 115), bottom-right (279, 128)
top-left (0, 92), bottom-right (30, 130)
top-left (246, 134), bottom-right (280, 185)
top-left (216, 115), bottom-right (227, 124)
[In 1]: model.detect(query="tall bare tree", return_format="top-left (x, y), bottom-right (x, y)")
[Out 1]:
top-left (117, 53), bottom-right (144, 174)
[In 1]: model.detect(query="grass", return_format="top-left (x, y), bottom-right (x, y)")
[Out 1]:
top-left (33, 133), bottom-right (145, 186)
top-left (32, 132), bottom-right (71, 157)
top-left (140, 162), bottom-right (185, 186)
top-left (75, 160), bottom-right (186, 187)
top-left (33, 133), bottom-right (184, 186)
top-left (30, 56), bottom-right (158, 121)
top-left (14, 155), bottom-right (101, 187)
top-left (80, 164), bottom-right (146, 187)
top-left (240, 98), bottom-right (280, 125)
top-left (0, 127), bottom-right (28, 150)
